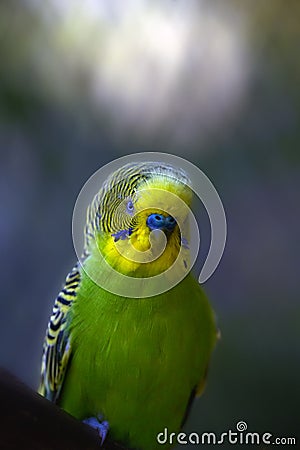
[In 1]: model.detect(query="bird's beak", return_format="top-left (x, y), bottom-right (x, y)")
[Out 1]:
top-left (146, 213), bottom-right (177, 232)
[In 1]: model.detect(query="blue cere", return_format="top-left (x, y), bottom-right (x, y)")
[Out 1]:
top-left (147, 214), bottom-right (177, 231)
top-left (83, 416), bottom-right (109, 445)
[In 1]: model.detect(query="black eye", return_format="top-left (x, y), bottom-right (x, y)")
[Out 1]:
top-left (126, 200), bottom-right (134, 214)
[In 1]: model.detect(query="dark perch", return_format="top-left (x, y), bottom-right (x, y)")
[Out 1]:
top-left (0, 368), bottom-right (128, 450)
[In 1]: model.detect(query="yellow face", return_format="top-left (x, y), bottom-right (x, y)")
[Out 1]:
top-left (95, 173), bottom-right (192, 278)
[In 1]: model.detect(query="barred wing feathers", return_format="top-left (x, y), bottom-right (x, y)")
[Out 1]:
top-left (38, 264), bottom-right (80, 402)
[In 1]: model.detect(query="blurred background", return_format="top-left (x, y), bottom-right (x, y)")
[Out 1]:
top-left (0, 0), bottom-right (299, 448)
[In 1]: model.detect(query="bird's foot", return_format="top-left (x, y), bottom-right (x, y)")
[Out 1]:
top-left (83, 415), bottom-right (109, 445)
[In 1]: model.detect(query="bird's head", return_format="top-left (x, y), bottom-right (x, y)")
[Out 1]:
top-left (85, 162), bottom-right (193, 278)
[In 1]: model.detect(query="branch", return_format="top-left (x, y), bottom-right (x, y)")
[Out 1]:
top-left (0, 368), bottom-right (128, 450)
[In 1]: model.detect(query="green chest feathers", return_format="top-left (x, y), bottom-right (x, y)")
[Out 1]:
top-left (59, 274), bottom-right (216, 450)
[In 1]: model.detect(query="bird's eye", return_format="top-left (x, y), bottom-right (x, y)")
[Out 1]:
top-left (126, 199), bottom-right (134, 215)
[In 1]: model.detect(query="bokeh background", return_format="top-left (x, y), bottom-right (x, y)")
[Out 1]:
top-left (1, 1), bottom-right (299, 448)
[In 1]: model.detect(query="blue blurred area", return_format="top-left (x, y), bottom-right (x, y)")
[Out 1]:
top-left (0, 1), bottom-right (299, 448)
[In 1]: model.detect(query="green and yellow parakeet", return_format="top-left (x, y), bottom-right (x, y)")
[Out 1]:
top-left (38, 162), bottom-right (217, 450)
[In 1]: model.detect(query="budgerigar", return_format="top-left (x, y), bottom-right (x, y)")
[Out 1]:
top-left (38, 161), bottom-right (218, 450)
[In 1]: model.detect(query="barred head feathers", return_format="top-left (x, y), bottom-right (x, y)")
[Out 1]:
top-left (84, 162), bottom-right (192, 255)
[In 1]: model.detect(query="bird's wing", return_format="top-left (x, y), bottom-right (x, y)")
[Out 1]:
top-left (195, 327), bottom-right (220, 397)
top-left (196, 365), bottom-right (209, 397)
top-left (38, 264), bottom-right (81, 402)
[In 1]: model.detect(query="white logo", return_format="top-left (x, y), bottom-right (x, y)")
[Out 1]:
top-left (72, 152), bottom-right (227, 297)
